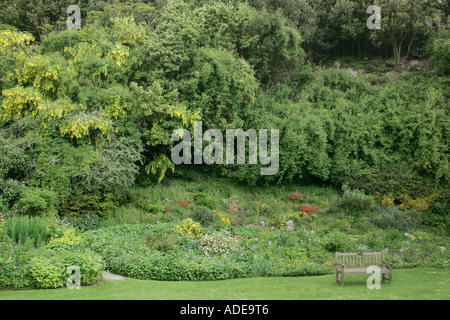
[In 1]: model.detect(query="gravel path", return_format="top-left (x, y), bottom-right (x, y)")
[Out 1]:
top-left (102, 271), bottom-right (126, 280)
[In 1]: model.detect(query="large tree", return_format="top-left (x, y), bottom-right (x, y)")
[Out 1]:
top-left (372, 0), bottom-right (442, 65)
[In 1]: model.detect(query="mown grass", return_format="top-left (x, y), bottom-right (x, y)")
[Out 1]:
top-left (1, 268), bottom-right (448, 300)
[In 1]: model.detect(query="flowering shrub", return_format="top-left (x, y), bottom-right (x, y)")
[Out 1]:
top-left (254, 198), bottom-right (280, 217)
top-left (288, 192), bottom-right (303, 202)
top-left (177, 198), bottom-right (189, 207)
top-left (227, 202), bottom-right (242, 214)
top-left (199, 230), bottom-right (239, 256)
top-left (298, 205), bottom-right (319, 220)
top-left (216, 212), bottom-right (231, 226)
top-left (173, 218), bottom-right (204, 238)
top-left (398, 193), bottom-right (438, 211)
top-left (375, 193), bottom-right (396, 208)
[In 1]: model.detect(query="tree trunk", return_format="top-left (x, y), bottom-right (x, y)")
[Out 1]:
top-left (406, 31), bottom-right (418, 61)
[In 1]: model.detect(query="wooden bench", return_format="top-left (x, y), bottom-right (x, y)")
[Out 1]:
top-left (335, 252), bottom-right (392, 286)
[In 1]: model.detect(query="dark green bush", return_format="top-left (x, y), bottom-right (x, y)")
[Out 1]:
top-left (13, 186), bottom-right (58, 217)
top-left (192, 193), bottom-right (216, 209)
top-left (338, 184), bottom-right (376, 216)
top-left (145, 231), bottom-right (179, 252)
top-left (194, 206), bottom-right (216, 226)
top-left (323, 231), bottom-right (355, 253)
top-left (0, 179), bottom-right (21, 209)
top-left (372, 207), bottom-right (422, 231)
top-left (427, 25), bottom-right (450, 75)
top-left (58, 193), bottom-right (118, 219)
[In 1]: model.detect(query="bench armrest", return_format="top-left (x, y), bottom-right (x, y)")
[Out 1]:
top-left (383, 260), bottom-right (392, 266)
top-left (336, 262), bottom-right (344, 268)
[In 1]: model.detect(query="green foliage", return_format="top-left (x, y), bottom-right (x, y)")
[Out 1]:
top-left (180, 47), bottom-right (258, 129)
top-left (58, 193), bottom-right (118, 219)
top-left (55, 213), bottom-right (101, 232)
top-left (48, 224), bottom-right (84, 246)
top-left (194, 206), bottom-right (216, 226)
top-left (338, 184), bottom-right (376, 216)
top-left (192, 193), bottom-right (216, 209)
top-left (85, 223), bottom-right (248, 281)
top-left (145, 231), bottom-right (179, 252)
top-left (323, 231), bottom-right (355, 253)
top-left (372, 207), bottom-right (423, 231)
top-left (5, 215), bottom-right (51, 247)
top-left (28, 247), bottom-right (103, 289)
top-left (427, 25), bottom-right (450, 75)
top-left (0, 179), bottom-right (22, 209)
top-left (13, 185), bottom-right (58, 216)
top-left (0, 0), bottom-right (449, 290)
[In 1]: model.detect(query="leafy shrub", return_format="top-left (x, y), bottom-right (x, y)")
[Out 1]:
top-left (194, 206), bottom-right (216, 226)
top-left (274, 259), bottom-right (330, 277)
top-left (323, 231), bottom-right (355, 253)
top-left (173, 218), bottom-right (204, 238)
top-left (427, 25), bottom-right (450, 75)
top-left (0, 179), bottom-right (21, 208)
top-left (145, 232), bottom-right (179, 252)
top-left (0, 137), bottom-right (29, 188)
top-left (55, 213), bottom-right (100, 232)
top-left (372, 207), bottom-right (422, 231)
top-left (0, 236), bottom-right (34, 289)
top-left (58, 193), bottom-right (118, 219)
top-left (29, 247), bottom-right (103, 289)
top-left (0, 261), bottom-right (32, 289)
top-left (422, 199), bottom-right (449, 234)
top-left (339, 184), bottom-right (376, 216)
top-left (216, 211), bottom-right (232, 227)
top-left (198, 230), bottom-right (239, 256)
top-left (48, 225), bottom-right (84, 246)
top-left (192, 193), bottom-right (216, 209)
top-left (13, 186), bottom-right (58, 217)
top-left (397, 193), bottom-right (438, 212)
top-left (72, 136), bottom-right (143, 195)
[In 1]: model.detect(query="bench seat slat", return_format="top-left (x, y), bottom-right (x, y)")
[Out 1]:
top-left (343, 268), bottom-right (391, 274)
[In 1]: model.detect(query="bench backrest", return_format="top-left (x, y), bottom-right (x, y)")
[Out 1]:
top-left (335, 252), bottom-right (384, 268)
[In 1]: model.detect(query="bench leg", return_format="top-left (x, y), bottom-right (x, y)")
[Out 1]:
top-left (341, 274), bottom-right (345, 287)
top-left (382, 272), bottom-right (392, 284)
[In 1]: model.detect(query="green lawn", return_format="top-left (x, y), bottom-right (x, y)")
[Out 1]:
top-left (1, 268), bottom-right (448, 300)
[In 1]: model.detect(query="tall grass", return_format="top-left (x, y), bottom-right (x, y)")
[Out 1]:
top-left (5, 216), bottom-right (50, 247)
